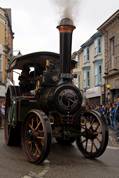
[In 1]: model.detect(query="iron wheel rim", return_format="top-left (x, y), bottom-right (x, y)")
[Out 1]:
top-left (22, 110), bottom-right (52, 164)
top-left (76, 111), bottom-right (108, 158)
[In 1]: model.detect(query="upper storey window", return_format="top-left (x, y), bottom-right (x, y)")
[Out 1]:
top-left (83, 69), bottom-right (90, 89)
top-left (94, 62), bottom-right (102, 86)
top-left (110, 37), bottom-right (115, 59)
top-left (83, 47), bottom-right (89, 63)
top-left (95, 37), bottom-right (102, 55)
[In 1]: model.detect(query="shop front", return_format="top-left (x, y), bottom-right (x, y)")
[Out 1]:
top-left (85, 86), bottom-right (102, 105)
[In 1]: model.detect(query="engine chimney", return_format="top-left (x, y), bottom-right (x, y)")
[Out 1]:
top-left (57, 18), bottom-right (75, 79)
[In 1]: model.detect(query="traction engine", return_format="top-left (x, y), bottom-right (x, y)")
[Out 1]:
top-left (4, 18), bottom-right (108, 164)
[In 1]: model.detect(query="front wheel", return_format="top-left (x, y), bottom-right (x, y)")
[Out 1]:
top-left (76, 110), bottom-right (108, 159)
top-left (21, 109), bottom-right (52, 164)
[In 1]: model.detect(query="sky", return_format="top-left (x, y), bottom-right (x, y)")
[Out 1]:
top-left (0, 0), bottom-right (119, 55)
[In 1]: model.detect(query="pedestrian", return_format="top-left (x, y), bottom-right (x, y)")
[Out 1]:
top-left (0, 101), bottom-right (5, 128)
top-left (114, 96), bottom-right (119, 141)
top-left (98, 105), bottom-right (105, 115)
top-left (110, 103), bottom-right (116, 129)
top-left (104, 103), bottom-right (111, 126)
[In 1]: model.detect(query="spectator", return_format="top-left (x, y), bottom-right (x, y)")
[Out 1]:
top-left (115, 96), bottom-right (119, 140)
top-left (110, 103), bottom-right (116, 129)
top-left (98, 105), bottom-right (105, 115)
top-left (104, 104), bottom-right (111, 126)
top-left (0, 101), bottom-right (5, 128)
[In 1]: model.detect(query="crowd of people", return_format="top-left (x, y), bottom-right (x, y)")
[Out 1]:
top-left (86, 96), bottom-right (119, 141)
top-left (97, 102), bottom-right (119, 129)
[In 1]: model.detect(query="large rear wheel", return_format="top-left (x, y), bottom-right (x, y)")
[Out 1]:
top-left (4, 86), bottom-right (21, 146)
top-left (21, 109), bottom-right (52, 164)
top-left (76, 110), bottom-right (108, 158)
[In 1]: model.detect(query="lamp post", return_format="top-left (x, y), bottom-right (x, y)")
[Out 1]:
top-left (104, 71), bottom-right (112, 104)
top-left (106, 84), bottom-right (111, 103)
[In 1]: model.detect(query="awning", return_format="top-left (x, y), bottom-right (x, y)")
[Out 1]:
top-left (85, 86), bottom-right (101, 98)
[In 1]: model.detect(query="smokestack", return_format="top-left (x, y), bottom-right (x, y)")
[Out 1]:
top-left (57, 18), bottom-right (75, 76)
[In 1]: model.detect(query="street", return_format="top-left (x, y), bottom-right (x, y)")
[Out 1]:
top-left (0, 128), bottom-right (119, 178)
top-left (0, 128), bottom-right (45, 178)
top-left (44, 139), bottom-right (119, 178)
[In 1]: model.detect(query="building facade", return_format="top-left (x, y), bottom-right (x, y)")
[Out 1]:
top-left (73, 32), bottom-right (105, 105)
top-left (72, 48), bottom-right (83, 90)
top-left (98, 10), bottom-right (119, 102)
top-left (0, 7), bottom-right (13, 104)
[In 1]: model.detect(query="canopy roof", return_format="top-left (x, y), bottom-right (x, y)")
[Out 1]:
top-left (7, 51), bottom-right (77, 72)
top-left (8, 51), bottom-right (59, 72)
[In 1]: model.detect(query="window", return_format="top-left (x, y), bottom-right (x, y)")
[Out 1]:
top-left (94, 63), bottom-right (102, 86)
top-left (95, 37), bottom-right (102, 55)
top-left (83, 47), bottom-right (89, 63)
top-left (99, 65), bottom-right (102, 83)
top-left (83, 70), bottom-right (90, 88)
top-left (110, 37), bottom-right (115, 59)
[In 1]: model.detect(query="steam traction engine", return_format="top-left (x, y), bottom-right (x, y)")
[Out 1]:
top-left (5, 18), bottom-right (108, 164)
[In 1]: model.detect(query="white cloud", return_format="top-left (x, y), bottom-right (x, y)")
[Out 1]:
top-left (0, 0), bottom-right (119, 54)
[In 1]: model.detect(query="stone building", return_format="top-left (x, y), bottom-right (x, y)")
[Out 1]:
top-left (73, 32), bottom-right (105, 105)
top-left (72, 48), bottom-right (83, 89)
top-left (0, 7), bottom-right (13, 104)
top-left (98, 10), bottom-right (119, 102)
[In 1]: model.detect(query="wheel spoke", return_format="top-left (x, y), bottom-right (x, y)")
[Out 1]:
top-left (85, 139), bottom-right (88, 151)
top-left (25, 139), bottom-right (32, 144)
top-left (80, 124), bottom-right (86, 129)
top-left (91, 140), bottom-right (94, 153)
top-left (25, 140), bottom-right (33, 153)
top-left (89, 118), bottom-right (95, 128)
top-left (31, 117), bottom-right (34, 128)
top-left (80, 131), bottom-right (86, 137)
top-left (93, 141), bottom-right (98, 152)
top-left (37, 136), bottom-right (44, 140)
top-left (34, 143), bottom-right (41, 157)
top-left (29, 124), bottom-right (34, 131)
top-left (94, 123), bottom-right (100, 131)
top-left (96, 136), bottom-right (102, 144)
top-left (81, 138), bottom-right (86, 144)
top-left (35, 121), bottom-right (41, 131)
top-left (97, 131), bottom-right (102, 134)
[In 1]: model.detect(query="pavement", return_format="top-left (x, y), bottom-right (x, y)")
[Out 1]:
top-left (108, 127), bottom-right (119, 147)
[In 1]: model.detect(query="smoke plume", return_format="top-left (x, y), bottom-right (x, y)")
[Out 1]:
top-left (52, 0), bottom-right (80, 23)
